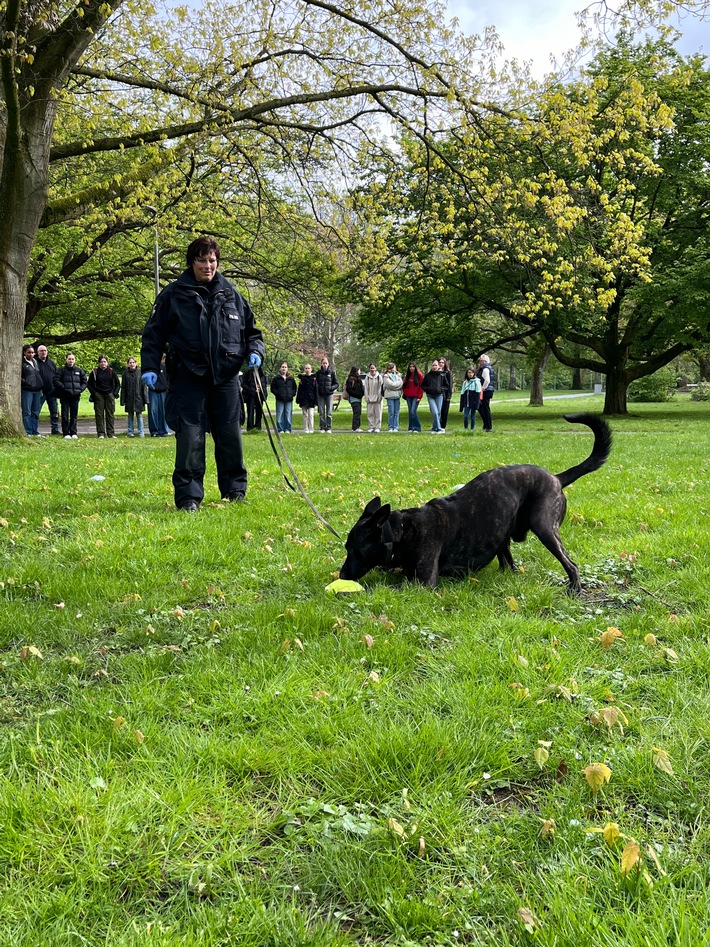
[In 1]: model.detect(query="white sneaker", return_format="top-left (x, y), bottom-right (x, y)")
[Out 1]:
top-left (374, 428), bottom-right (380, 433)
top-left (72, 434), bottom-right (78, 439)
top-left (98, 435), bottom-right (105, 439)
top-left (326, 429), bottom-right (332, 434)
top-left (64, 435), bottom-right (72, 440)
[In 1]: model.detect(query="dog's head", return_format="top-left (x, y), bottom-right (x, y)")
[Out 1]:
top-left (340, 496), bottom-right (404, 581)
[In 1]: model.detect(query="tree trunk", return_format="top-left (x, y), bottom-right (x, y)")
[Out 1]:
top-left (571, 367), bottom-right (583, 389)
top-left (0, 103), bottom-right (55, 434)
top-left (528, 344), bottom-right (551, 406)
top-left (508, 364), bottom-right (517, 390)
top-left (698, 355), bottom-right (710, 382)
top-left (603, 368), bottom-right (629, 415)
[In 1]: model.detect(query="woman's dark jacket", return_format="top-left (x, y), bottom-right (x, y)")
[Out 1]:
top-left (54, 365), bottom-right (88, 399)
top-left (421, 370), bottom-right (449, 397)
top-left (121, 368), bottom-right (147, 413)
top-left (270, 374), bottom-right (297, 402)
top-left (315, 366), bottom-right (339, 397)
top-left (21, 357), bottom-right (43, 392)
top-left (140, 269), bottom-right (265, 385)
top-left (296, 374), bottom-right (318, 408)
top-left (88, 366), bottom-right (120, 397)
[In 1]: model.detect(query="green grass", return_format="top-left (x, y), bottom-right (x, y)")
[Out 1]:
top-left (1, 396), bottom-right (709, 945)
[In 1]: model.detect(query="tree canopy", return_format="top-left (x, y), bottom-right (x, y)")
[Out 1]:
top-left (350, 36), bottom-right (710, 413)
top-left (1, 0), bottom-right (489, 433)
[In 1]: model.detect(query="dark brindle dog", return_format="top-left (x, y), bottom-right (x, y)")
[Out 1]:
top-left (340, 413), bottom-right (612, 592)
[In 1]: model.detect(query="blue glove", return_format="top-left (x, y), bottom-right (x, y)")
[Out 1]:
top-left (142, 371), bottom-right (157, 389)
top-left (248, 353), bottom-right (262, 369)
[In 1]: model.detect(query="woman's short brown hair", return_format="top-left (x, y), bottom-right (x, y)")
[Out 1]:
top-left (186, 237), bottom-right (220, 267)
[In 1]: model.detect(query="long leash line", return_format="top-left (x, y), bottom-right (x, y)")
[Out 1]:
top-left (251, 369), bottom-right (342, 540)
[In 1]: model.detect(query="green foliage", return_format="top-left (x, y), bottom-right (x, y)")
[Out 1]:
top-left (350, 36), bottom-right (710, 413)
top-left (690, 381), bottom-right (710, 401)
top-left (628, 368), bottom-right (676, 401)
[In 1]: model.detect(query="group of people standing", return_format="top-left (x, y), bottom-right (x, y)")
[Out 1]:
top-left (20, 345), bottom-right (171, 439)
top-left (263, 354), bottom-right (495, 435)
top-left (240, 356), bottom-right (340, 435)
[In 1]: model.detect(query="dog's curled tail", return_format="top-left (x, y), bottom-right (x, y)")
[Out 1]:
top-left (555, 413), bottom-right (612, 488)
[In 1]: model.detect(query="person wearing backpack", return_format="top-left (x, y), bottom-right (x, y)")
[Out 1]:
top-left (459, 365), bottom-right (482, 431)
top-left (476, 354), bottom-right (495, 432)
top-left (87, 355), bottom-right (121, 438)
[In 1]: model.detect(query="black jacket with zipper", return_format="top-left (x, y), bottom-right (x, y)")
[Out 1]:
top-left (140, 269), bottom-right (265, 385)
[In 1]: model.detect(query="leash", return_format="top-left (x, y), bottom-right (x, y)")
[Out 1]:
top-left (251, 369), bottom-right (342, 540)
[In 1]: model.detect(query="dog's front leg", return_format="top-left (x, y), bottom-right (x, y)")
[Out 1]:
top-left (413, 555), bottom-right (440, 588)
top-left (497, 543), bottom-right (516, 571)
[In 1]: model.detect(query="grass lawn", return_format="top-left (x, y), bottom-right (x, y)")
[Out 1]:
top-left (1, 396), bottom-right (709, 945)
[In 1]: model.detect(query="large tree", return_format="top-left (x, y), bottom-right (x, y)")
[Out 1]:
top-left (0, 0), bottom-right (488, 434)
top-left (350, 37), bottom-right (710, 413)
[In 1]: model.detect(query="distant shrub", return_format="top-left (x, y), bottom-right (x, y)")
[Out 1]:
top-left (627, 369), bottom-right (676, 403)
top-left (690, 382), bottom-right (710, 402)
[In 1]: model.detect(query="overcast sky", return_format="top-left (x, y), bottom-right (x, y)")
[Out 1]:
top-left (447, 0), bottom-right (710, 76)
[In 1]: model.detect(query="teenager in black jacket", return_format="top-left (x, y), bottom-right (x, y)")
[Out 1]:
top-left (54, 353), bottom-right (88, 438)
top-left (296, 363), bottom-right (318, 433)
top-left (270, 362), bottom-right (298, 433)
top-left (315, 355), bottom-right (339, 433)
top-left (87, 355), bottom-right (121, 438)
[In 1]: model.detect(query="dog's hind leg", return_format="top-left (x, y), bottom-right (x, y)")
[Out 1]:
top-left (532, 524), bottom-right (581, 594)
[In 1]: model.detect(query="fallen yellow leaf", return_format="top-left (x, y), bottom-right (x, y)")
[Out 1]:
top-left (603, 822), bottom-right (621, 846)
top-left (620, 841), bottom-right (641, 877)
top-left (583, 762), bottom-right (612, 794)
top-left (652, 747), bottom-right (674, 776)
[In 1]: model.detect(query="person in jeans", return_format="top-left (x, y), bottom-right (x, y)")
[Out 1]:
top-left (54, 353), bottom-right (87, 438)
top-left (382, 362), bottom-right (403, 432)
top-left (315, 355), bottom-right (338, 433)
top-left (363, 363), bottom-right (383, 433)
top-left (402, 361), bottom-right (424, 433)
top-left (35, 344), bottom-right (60, 435)
top-left (21, 344), bottom-right (43, 436)
top-left (344, 366), bottom-right (365, 432)
top-left (121, 357), bottom-right (147, 437)
top-left (87, 355), bottom-right (120, 438)
top-left (421, 359), bottom-right (448, 433)
top-left (270, 362), bottom-right (297, 433)
top-left (459, 365), bottom-right (482, 431)
top-left (296, 363), bottom-right (318, 433)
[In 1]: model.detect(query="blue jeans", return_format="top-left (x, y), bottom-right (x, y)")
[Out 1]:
top-left (317, 394), bottom-right (334, 431)
top-left (386, 398), bottom-right (401, 431)
top-left (21, 390), bottom-right (42, 435)
top-left (463, 407), bottom-right (477, 430)
top-left (405, 396), bottom-right (421, 431)
top-left (127, 412), bottom-right (145, 436)
top-left (276, 399), bottom-right (293, 433)
top-left (40, 392), bottom-right (60, 433)
top-left (148, 390), bottom-right (170, 435)
top-left (426, 394), bottom-right (443, 431)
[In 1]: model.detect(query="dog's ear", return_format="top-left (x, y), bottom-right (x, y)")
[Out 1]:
top-left (372, 503), bottom-right (391, 529)
top-left (362, 496), bottom-right (382, 519)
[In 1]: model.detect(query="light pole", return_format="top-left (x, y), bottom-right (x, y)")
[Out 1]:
top-left (144, 206), bottom-right (160, 298)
